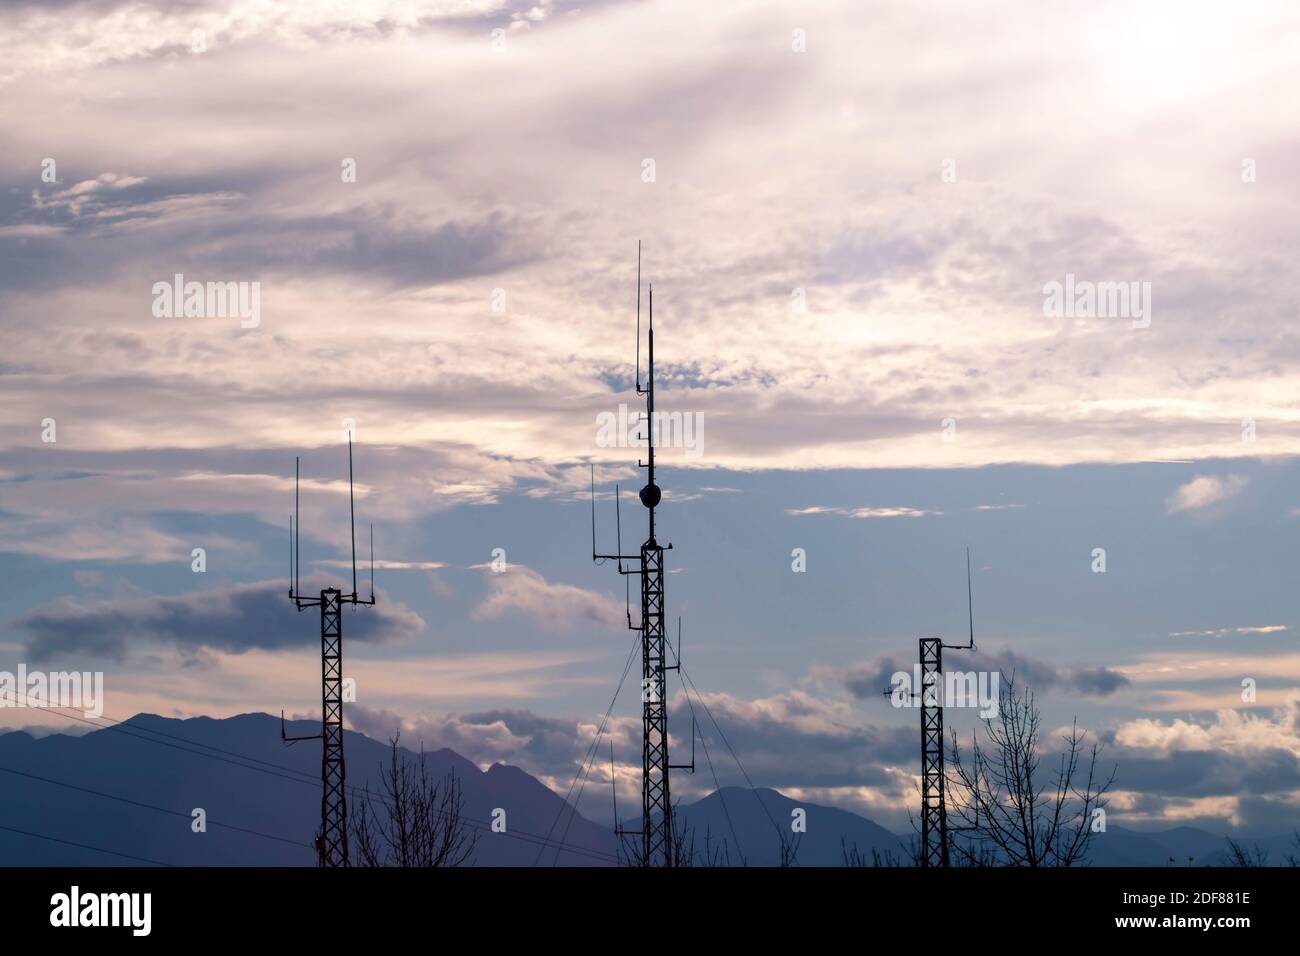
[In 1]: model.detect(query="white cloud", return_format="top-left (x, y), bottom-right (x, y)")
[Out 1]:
top-left (786, 506), bottom-right (941, 519)
top-left (1166, 474), bottom-right (1248, 513)
top-left (316, 559), bottom-right (447, 570)
top-left (1114, 693), bottom-right (1300, 757)
top-left (1167, 624), bottom-right (1288, 637)
top-left (471, 565), bottom-right (624, 633)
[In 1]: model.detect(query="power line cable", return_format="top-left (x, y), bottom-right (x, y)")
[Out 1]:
top-left (673, 662), bottom-right (797, 864)
top-left (669, 661), bottom-right (745, 865)
top-left (0, 822), bottom-right (174, 867)
top-left (0, 763), bottom-right (313, 850)
top-left (0, 690), bottom-right (621, 866)
top-left (534, 629), bottom-right (641, 866)
top-left (549, 634), bottom-right (642, 866)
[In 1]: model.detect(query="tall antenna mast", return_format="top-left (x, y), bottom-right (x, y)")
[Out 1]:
top-left (635, 239), bottom-right (642, 395)
top-left (644, 287), bottom-right (656, 513)
top-left (883, 548), bottom-right (978, 868)
top-left (590, 243), bottom-right (691, 866)
top-left (348, 433), bottom-right (358, 598)
top-left (281, 437), bottom-right (377, 868)
top-left (965, 547), bottom-right (975, 649)
top-left (295, 457), bottom-right (301, 596)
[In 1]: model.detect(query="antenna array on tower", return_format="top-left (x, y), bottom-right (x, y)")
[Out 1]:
top-left (590, 243), bottom-right (694, 867)
top-left (281, 434), bottom-right (376, 868)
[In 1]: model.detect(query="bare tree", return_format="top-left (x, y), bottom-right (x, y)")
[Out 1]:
top-left (777, 831), bottom-right (801, 867)
top-left (1221, 837), bottom-right (1272, 867)
top-left (841, 838), bottom-right (914, 867)
top-left (1221, 832), bottom-right (1300, 867)
top-left (673, 817), bottom-right (739, 868)
top-left (349, 734), bottom-right (478, 867)
top-left (945, 677), bottom-right (1116, 867)
top-left (616, 802), bottom-right (740, 867)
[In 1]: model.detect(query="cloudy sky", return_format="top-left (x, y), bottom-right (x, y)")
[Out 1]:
top-left (2, 0), bottom-right (1299, 837)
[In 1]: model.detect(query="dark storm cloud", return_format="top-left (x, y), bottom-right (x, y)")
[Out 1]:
top-left (1101, 745), bottom-right (1300, 799)
top-left (669, 690), bottom-right (918, 791)
top-left (843, 647), bottom-right (1130, 700)
top-left (13, 577), bottom-right (424, 662)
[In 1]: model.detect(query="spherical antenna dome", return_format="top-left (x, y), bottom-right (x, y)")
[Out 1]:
top-left (639, 482), bottom-right (661, 509)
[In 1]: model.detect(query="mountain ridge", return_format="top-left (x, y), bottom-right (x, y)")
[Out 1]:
top-left (0, 711), bottom-right (1290, 867)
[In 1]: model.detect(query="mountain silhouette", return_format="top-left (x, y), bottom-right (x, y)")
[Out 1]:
top-left (0, 712), bottom-right (615, 866)
top-left (677, 787), bottom-right (906, 866)
top-left (0, 712), bottom-right (1288, 866)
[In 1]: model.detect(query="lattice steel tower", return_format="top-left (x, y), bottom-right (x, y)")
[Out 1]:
top-left (888, 550), bottom-right (977, 867)
top-left (592, 244), bottom-right (692, 867)
top-left (282, 435), bottom-right (375, 867)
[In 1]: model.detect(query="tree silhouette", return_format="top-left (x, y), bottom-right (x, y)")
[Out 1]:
top-left (1220, 832), bottom-right (1300, 868)
top-left (349, 733), bottom-right (477, 867)
top-left (946, 677), bottom-right (1116, 867)
top-left (616, 801), bottom-right (740, 867)
top-left (841, 837), bottom-right (915, 867)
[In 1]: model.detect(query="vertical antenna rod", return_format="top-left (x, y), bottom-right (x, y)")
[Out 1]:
top-left (635, 240), bottom-right (642, 394)
top-left (646, 287), bottom-right (655, 501)
top-left (295, 457), bottom-right (301, 596)
top-left (965, 547), bottom-right (976, 649)
top-left (610, 742), bottom-right (619, 832)
top-left (348, 434), bottom-right (357, 598)
top-left (590, 464), bottom-right (598, 561)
